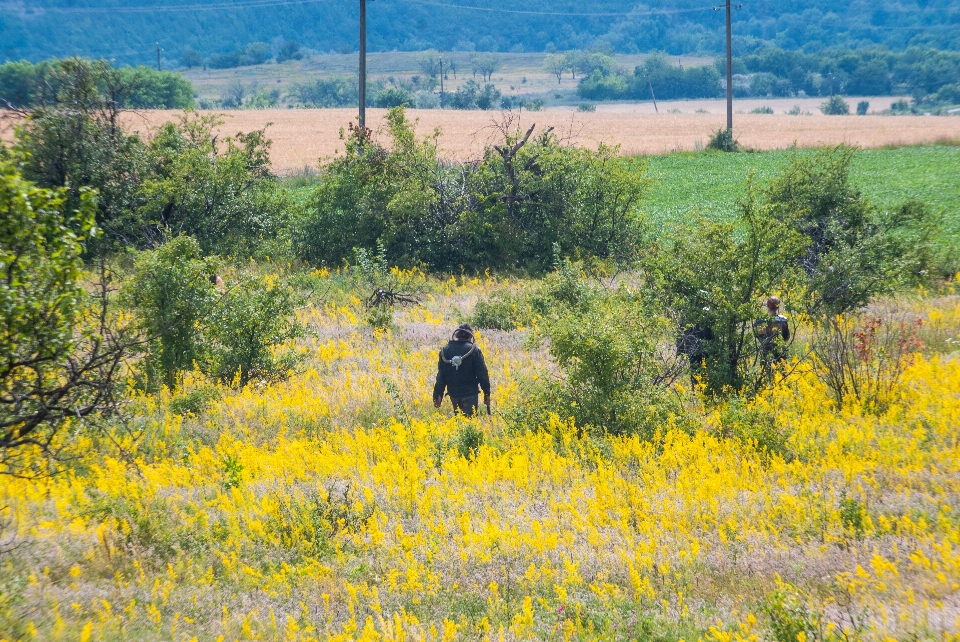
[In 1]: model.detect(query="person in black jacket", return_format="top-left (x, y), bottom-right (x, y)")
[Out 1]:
top-left (433, 323), bottom-right (491, 416)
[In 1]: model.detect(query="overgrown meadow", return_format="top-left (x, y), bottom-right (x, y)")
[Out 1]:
top-left (2, 267), bottom-right (960, 641)
top-left (3, 63), bottom-right (960, 641)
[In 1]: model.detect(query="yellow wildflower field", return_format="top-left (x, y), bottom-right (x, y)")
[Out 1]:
top-left (2, 274), bottom-right (960, 642)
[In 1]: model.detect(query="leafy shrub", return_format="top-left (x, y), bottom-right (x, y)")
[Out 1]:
top-left (471, 257), bottom-right (598, 330)
top-left (820, 95), bottom-right (850, 115)
top-left (138, 112), bottom-right (290, 256)
top-left (1, 160), bottom-right (131, 469)
top-left (838, 490), bottom-right (865, 539)
top-left (126, 236), bottom-right (304, 390)
top-left (719, 399), bottom-right (792, 460)
top-left (288, 77), bottom-right (358, 107)
top-left (751, 105), bottom-right (774, 114)
top-left (890, 98), bottom-right (911, 113)
top-left (763, 148), bottom-right (940, 315)
top-left (706, 127), bottom-right (740, 152)
top-left (856, 100), bottom-right (870, 115)
top-left (295, 107), bottom-right (651, 272)
top-left (471, 289), bottom-right (536, 330)
top-left (374, 87), bottom-right (415, 108)
top-left (169, 385), bottom-right (221, 416)
top-left (206, 274), bottom-right (304, 386)
top-left (648, 187), bottom-right (804, 393)
top-left (455, 423), bottom-right (484, 459)
top-left (124, 236), bottom-right (220, 391)
top-left (577, 102), bottom-right (596, 112)
top-left (812, 312), bottom-right (924, 412)
top-left (763, 580), bottom-right (822, 642)
top-left (522, 293), bottom-right (685, 438)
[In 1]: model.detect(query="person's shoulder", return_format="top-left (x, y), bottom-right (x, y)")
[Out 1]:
top-left (776, 314), bottom-right (788, 322)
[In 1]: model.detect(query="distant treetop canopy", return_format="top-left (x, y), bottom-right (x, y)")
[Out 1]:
top-left (1, 0), bottom-right (957, 66)
top-left (0, 58), bottom-right (194, 109)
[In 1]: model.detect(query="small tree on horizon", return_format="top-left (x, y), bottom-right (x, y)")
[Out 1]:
top-left (821, 95), bottom-right (850, 115)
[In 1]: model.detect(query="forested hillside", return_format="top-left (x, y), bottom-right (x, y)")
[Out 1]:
top-left (1, 0), bottom-right (958, 66)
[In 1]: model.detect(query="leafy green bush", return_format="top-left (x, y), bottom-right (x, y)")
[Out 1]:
top-left (455, 423), bottom-right (484, 459)
top-left (706, 128), bottom-right (740, 152)
top-left (123, 236), bottom-right (221, 391)
top-left (648, 187), bottom-right (804, 393)
top-left (856, 100), bottom-right (869, 115)
top-left (374, 87), bottom-right (415, 108)
top-left (762, 147), bottom-right (940, 315)
top-left (288, 77), bottom-right (358, 107)
top-left (471, 257), bottom-right (598, 330)
top-left (169, 385), bottom-right (222, 416)
top-left (763, 580), bottom-right (822, 642)
top-left (138, 112), bottom-right (291, 257)
top-left (206, 274), bottom-right (304, 386)
top-left (521, 292), bottom-right (685, 438)
top-left (820, 95), bottom-right (850, 115)
top-left (295, 107), bottom-right (652, 272)
top-left (125, 236), bottom-right (303, 390)
top-left (719, 399), bottom-right (792, 460)
top-left (0, 57), bottom-right (193, 109)
top-left (1, 159), bottom-right (132, 468)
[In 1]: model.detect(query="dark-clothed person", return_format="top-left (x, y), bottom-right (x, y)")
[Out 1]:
top-left (433, 324), bottom-right (491, 416)
top-left (677, 324), bottom-right (714, 385)
top-left (753, 296), bottom-right (790, 363)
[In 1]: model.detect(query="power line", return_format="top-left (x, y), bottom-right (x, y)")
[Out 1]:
top-left (3, 0), bottom-right (335, 14)
top-left (403, 1), bottom-right (718, 17)
top-left (7, 0), bottom-right (723, 17)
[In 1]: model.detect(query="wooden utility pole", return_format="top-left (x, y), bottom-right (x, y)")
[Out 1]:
top-left (646, 73), bottom-right (658, 113)
top-left (359, 0), bottom-right (367, 128)
top-left (156, 43), bottom-right (162, 71)
top-left (439, 57), bottom-right (444, 108)
top-left (724, 0), bottom-right (733, 132)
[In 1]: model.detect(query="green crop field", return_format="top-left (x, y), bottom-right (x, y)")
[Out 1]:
top-left (642, 145), bottom-right (960, 240)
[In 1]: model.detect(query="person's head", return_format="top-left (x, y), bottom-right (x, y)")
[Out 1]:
top-left (452, 323), bottom-right (474, 342)
top-left (766, 296), bottom-right (781, 314)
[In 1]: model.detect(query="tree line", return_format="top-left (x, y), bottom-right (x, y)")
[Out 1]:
top-left (0, 58), bottom-right (194, 109)
top-left (576, 46), bottom-right (960, 106)
top-left (3, 0), bottom-right (957, 68)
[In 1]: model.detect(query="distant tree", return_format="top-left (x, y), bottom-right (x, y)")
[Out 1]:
top-left (471, 54), bottom-right (499, 82)
top-left (223, 80), bottom-right (246, 107)
top-left (375, 86), bottom-right (415, 108)
top-left (475, 83), bottom-right (501, 110)
top-left (12, 58), bottom-right (151, 252)
top-left (856, 100), bottom-right (869, 115)
top-left (276, 40), bottom-right (303, 63)
top-left (820, 95), bottom-right (850, 115)
top-left (179, 46), bottom-right (204, 69)
top-left (288, 77), bottom-right (358, 107)
top-left (543, 53), bottom-right (569, 84)
top-left (570, 51), bottom-right (615, 78)
top-left (418, 50), bottom-right (442, 78)
top-left (244, 42), bottom-right (271, 65)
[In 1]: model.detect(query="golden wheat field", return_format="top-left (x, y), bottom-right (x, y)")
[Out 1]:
top-left (3, 268), bottom-right (960, 642)
top-left (111, 109), bottom-right (960, 173)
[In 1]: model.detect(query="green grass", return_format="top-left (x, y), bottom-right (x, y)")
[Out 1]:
top-left (642, 145), bottom-right (960, 239)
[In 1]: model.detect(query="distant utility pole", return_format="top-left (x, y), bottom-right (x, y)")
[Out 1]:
top-left (439, 57), bottom-right (444, 108)
top-left (646, 73), bottom-right (658, 113)
top-left (156, 43), bottom-right (162, 71)
top-left (359, 0), bottom-right (367, 128)
top-left (725, 0), bottom-right (733, 132)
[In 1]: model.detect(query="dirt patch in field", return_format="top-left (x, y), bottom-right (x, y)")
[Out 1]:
top-left (6, 107), bottom-right (959, 173)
